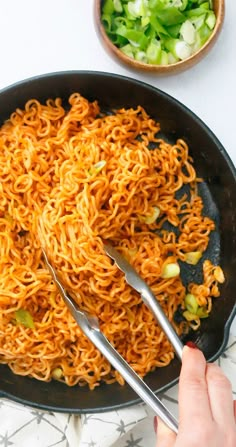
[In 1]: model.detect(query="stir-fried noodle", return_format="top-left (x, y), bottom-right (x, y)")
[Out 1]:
top-left (0, 93), bottom-right (224, 388)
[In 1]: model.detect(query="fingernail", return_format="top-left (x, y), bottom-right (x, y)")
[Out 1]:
top-left (153, 416), bottom-right (158, 433)
top-left (186, 341), bottom-right (198, 349)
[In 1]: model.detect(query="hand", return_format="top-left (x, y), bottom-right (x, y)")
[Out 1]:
top-left (155, 344), bottom-right (236, 447)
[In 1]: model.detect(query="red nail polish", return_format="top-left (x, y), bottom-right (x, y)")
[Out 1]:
top-left (186, 341), bottom-right (198, 349)
top-left (153, 416), bottom-right (158, 433)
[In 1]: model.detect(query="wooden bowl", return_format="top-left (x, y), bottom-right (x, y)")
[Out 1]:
top-left (94, 0), bottom-right (225, 74)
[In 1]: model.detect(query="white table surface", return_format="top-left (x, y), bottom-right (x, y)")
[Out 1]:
top-left (0, 1), bottom-right (235, 446)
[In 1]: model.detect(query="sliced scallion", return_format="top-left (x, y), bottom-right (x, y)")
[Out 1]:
top-left (184, 251), bottom-right (202, 265)
top-left (184, 293), bottom-right (198, 314)
top-left (161, 262), bottom-right (180, 279)
top-left (138, 206), bottom-right (160, 224)
top-left (88, 160), bottom-right (107, 176)
top-left (183, 310), bottom-right (198, 321)
top-left (52, 368), bottom-right (63, 380)
top-left (196, 307), bottom-right (209, 318)
top-left (180, 19), bottom-right (196, 44)
top-left (101, 0), bottom-right (217, 66)
top-left (15, 309), bottom-right (35, 329)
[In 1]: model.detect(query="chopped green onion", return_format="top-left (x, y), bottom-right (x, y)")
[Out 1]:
top-left (146, 39), bottom-right (161, 64)
top-left (15, 309), bottom-right (35, 329)
top-left (161, 262), bottom-right (180, 279)
top-left (88, 160), bottom-right (106, 176)
top-left (168, 52), bottom-right (178, 64)
top-left (184, 293), bottom-right (198, 314)
top-left (141, 16), bottom-right (150, 27)
top-left (205, 11), bottom-right (216, 30)
top-left (196, 307), bottom-right (209, 318)
top-left (127, 0), bottom-right (149, 18)
top-left (52, 367), bottom-right (63, 380)
top-left (160, 50), bottom-right (169, 65)
top-left (190, 14), bottom-right (206, 30)
top-left (114, 0), bottom-right (123, 13)
top-left (180, 20), bottom-right (196, 44)
top-left (179, 0), bottom-right (188, 11)
top-left (164, 36), bottom-right (192, 59)
top-left (139, 206), bottom-right (160, 224)
top-left (101, 0), bottom-right (217, 65)
top-left (184, 251), bottom-right (202, 265)
top-left (120, 43), bottom-right (135, 58)
top-left (135, 50), bottom-right (148, 62)
top-left (103, 0), bottom-right (115, 15)
top-left (183, 310), bottom-right (198, 321)
top-left (183, 304), bottom-right (209, 321)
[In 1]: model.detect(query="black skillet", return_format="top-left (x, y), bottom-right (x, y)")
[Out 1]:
top-left (0, 71), bottom-right (235, 413)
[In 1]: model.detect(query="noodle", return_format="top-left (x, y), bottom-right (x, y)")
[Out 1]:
top-left (0, 93), bottom-right (224, 389)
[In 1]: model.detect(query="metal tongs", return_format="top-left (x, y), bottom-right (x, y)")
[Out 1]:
top-left (104, 243), bottom-right (184, 361)
top-left (42, 246), bottom-right (181, 434)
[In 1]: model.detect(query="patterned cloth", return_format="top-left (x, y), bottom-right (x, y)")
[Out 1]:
top-left (0, 327), bottom-right (235, 447)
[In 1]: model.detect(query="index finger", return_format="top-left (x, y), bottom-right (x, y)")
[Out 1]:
top-left (178, 345), bottom-right (213, 425)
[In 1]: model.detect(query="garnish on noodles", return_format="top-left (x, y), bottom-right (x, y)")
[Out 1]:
top-left (0, 93), bottom-right (224, 389)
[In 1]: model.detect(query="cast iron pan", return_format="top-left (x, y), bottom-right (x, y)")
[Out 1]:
top-left (0, 71), bottom-right (235, 413)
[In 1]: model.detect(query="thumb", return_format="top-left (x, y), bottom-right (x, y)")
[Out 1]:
top-left (154, 416), bottom-right (176, 447)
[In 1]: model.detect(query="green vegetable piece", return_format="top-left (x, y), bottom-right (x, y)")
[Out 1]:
top-left (116, 26), bottom-right (149, 49)
top-left (184, 293), bottom-right (198, 314)
top-left (161, 262), bottom-right (180, 279)
top-left (183, 310), bottom-right (199, 321)
top-left (197, 307), bottom-right (209, 318)
top-left (135, 50), bottom-right (148, 62)
top-left (140, 205), bottom-right (161, 223)
top-left (190, 14), bottom-right (206, 30)
top-left (88, 160), bottom-right (107, 176)
top-left (180, 19), bottom-right (196, 44)
top-left (185, 6), bottom-right (210, 18)
top-left (102, 0), bottom-right (115, 15)
top-left (156, 7), bottom-right (186, 26)
top-left (120, 43), bottom-right (135, 58)
top-left (52, 368), bottom-right (63, 380)
top-left (146, 40), bottom-right (162, 64)
top-left (141, 16), bottom-right (150, 27)
top-left (199, 2), bottom-right (211, 9)
top-left (205, 11), bottom-right (216, 30)
top-left (113, 0), bottom-right (123, 13)
top-left (102, 14), bottom-right (113, 32)
top-left (127, 0), bottom-right (148, 17)
top-left (197, 23), bottom-right (212, 45)
top-left (149, 14), bottom-right (171, 36)
top-left (168, 51), bottom-right (178, 64)
top-left (123, 4), bottom-right (139, 21)
top-left (166, 24), bottom-right (182, 38)
top-left (160, 50), bottom-right (169, 65)
top-left (184, 251), bottom-right (202, 265)
top-left (15, 309), bottom-right (35, 329)
top-left (179, 0), bottom-right (188, 11)
top-left (164, 37), bottom-right (192, 60)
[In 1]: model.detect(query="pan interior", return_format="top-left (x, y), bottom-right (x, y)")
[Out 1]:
top-left (0, 71), bottom-right (235, 413)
